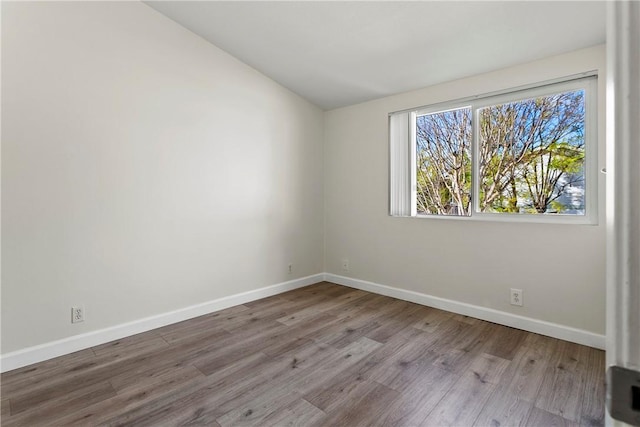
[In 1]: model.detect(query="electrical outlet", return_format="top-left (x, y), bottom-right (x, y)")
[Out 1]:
top-left (288, 263), bottom-right (293, 275)
top-left (71, 306), bottom-right (85, 323)
top-left (510, 289), bottom-right (523, 306)
top-left (341, 259), bottom-right (349, 272)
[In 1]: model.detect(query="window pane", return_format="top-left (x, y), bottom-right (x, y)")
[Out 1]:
top-left (416, 107), bottom-right (472, 216)
top-left (478, 90), bottom-right (586, 215)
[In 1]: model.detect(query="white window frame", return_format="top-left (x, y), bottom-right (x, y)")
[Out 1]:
top-left (390, 73), bottom-right (598, 225)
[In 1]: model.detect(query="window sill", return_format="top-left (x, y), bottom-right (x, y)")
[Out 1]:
top-left (410, 213), bottom-right (598, 225)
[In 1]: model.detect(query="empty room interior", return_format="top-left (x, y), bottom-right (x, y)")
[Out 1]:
top-left (2, 1), bottom-right (640, 426)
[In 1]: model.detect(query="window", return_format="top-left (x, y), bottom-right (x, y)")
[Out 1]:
top-left (415, 107), bottom-right (472, 216)
top-left (390, 75), bottom-right (597, 223)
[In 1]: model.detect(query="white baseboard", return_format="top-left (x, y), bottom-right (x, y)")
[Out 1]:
top-left (324, 273), bottom-right (605, 350)
top-left (1, 271), bottom-right (605, 373)
top-left (0, 274), bottom-right (324, 373)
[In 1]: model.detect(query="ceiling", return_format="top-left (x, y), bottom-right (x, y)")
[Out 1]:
top-left (145, 1), bottom-right (606, 110)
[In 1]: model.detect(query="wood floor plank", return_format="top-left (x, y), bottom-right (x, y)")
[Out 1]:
top-left (4, 381), bottom-right (116, 426)
top-left (306, 296), bottom-right (426, 349)
top-left (289, 337), bottom-right (382, 391)
top-left (319, 283), bottom-right (362, 298)
top-left (276, 289), bottom-right (368, 326)
top-left (258, 312), bottom-right (338, 357)
top-left (303, 369), bottom-right (370, 412)
top-left (302, 329), bottom-right (435, 422)
top-left (364, 301), bottom-right (426, 343)
top-left (220, 292), bottom-right (336, 335)
top-left (220, 298), bottom-right (311, 332)
top-left (241, 294), bottom-right (287, 309)
top-left (0, 282), bottom-right (605, 427)
top-left (0, 348), bottom-right (96, 383)
top-left (367, 336), bottom-right (445, 392)
top-left (215, 386), bottom-right (303, 427)
top-left (267, 283), bottom-right (339, 304)
top-left (419, 316), bottom-right (472, 350)
top-left (303, 327), bottom-right (453, 425)
top-left (110, 364), bottom-right (203, 395)
top-left (473, 333), bottom-right (556, 427)
top-left (421, 353), bottom-right (510, 426)
top-left (324, 292), bottom-right (385, 319)
top-left (431, 321), bottom-right (498, 374)
top-left (91, 332), bottom-right (169, 360)
top-left (475, 398), bottom-right (534, 427)
top-left (307, 325), bottom-right (429, 394)
top-left (97, 353), bottom-right (280, 426)
top-left (0, 348), bottom-right (98, 396)
top-left (259, 398), bottom-right (326, 427)
top-left (310, 380), bottom-right (400, 427)
top-left (4, 327), bottom-right (218, 407)
top-left (5, 327), bottom-right (228, 414)
top-left (525, 406), bottom-right (581, 427)
top-left (374, 366), bottom-right (459, 427)
top-left (483, 323), bottom-right (530, 361)
top-left (534, 340), bottom-right (591, 422)
top-left (451, 313), bottom-right (481, 325)
top-left (579, 348), bottom-right (606, 426)
top-left (201, 342), bottom-right (341, 423)
top-left (99, 327), bottom-right (232, 391)
top-left (9, 376), bottom-right (115, 417)
top-left (310, 316), bottom-right (382, 349)
top-left (280, 282), bottom-right (354, 300)
top-left (155, 305), bottom-right (248, 344)
top-left (110, 342), bottom-right (336, 426)
top-left (1, 399), bottom-right (11, 417)
top-left (412, 306), bottom-right (454, 333)
top-left (302, 300), bottom-right (385, 344)
top-left (189, 321), bottom-right (288, 375)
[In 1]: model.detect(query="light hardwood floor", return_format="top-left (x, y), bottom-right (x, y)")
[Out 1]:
top-left (0, 282), bottom-right (605, 426)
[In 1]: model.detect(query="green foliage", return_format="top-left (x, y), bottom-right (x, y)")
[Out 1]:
top-left (550, 200), bottom-right (566, 213)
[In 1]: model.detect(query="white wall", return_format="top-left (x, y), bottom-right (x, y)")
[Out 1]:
top-left (1, 2), bottom-right (324, 354)
top-left (324, 45), bottom-right (607, 335)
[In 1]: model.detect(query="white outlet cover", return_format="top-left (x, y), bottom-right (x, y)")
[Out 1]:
top-left (71, 306), bottom-right (85, 323)
top-left (510, 289), bottom-right (523, 306)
